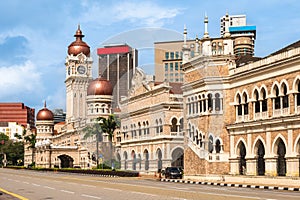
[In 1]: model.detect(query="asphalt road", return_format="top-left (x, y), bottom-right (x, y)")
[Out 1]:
top-left (0, 168), bottom-right (299, 200)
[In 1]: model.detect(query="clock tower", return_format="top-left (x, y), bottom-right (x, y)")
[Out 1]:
top-left (65, 25), bottom-right (92, 123)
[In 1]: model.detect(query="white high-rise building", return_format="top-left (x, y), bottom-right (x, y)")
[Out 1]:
top-left (220, 14), bottom-right (246, 36)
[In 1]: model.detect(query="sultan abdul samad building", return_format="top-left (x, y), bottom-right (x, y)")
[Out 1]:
top-left (25, 12), bottom-right (300, 178)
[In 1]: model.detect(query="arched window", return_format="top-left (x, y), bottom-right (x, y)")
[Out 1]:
top-left (199, 95), bottom-right (203, 113)
top-left (171, 118), bottom-right (177, 132)
top-left (208, 135), bottom-right (214, 153)
top-left (208, 93), bottom-right (213, 111)
top-left (188, 98), bottom-right (191, 115)
top-left (243, 93), bottom-right (249, 115)
top-left (215, 139), bottom-right (221, 153)
top-left (156, 119), bottom-right (159, 134)
top-left (296, 81), bottom-right (300, 106)
top-left (138, 122), bottom-right (142, 136)
top-left (159, 119), bottom-right (163, 133)
top-left (282, 83), bottom-right (289, 108)
top-left (191, 97), bottom-right (195, 114)
top-left (274, 85), bottom-right (280, 109)
top-left (195, 97), bottom-right (198, 114)
top-left (215, 93), bottom-right (221, 111)
top-left (261, 88), bottom-right (268, 112)
top-left (179, 118), bottom-right (183, 132)
top-left (237, 94), bottom-right (242, 116)
top-left (254, 90), bottom-right (260, 113)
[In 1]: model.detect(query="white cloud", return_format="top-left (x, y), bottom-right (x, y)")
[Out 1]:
top-left (0, 61), bottom-right (42, 97)
top-left (113, 1), bottom-right (182, 27)
top-left (80, 0), bottom-right (182, 27)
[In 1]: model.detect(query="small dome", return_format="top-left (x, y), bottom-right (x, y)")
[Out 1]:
top-left (87, 78), bottom-right (113, 96)
top-left (36, 102), bottom-right (54, 121)
top-left (68, 25), bottom-right (90, 56)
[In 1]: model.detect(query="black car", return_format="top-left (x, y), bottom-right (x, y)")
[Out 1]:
top-left (164, 167), bottom-right (183, 179)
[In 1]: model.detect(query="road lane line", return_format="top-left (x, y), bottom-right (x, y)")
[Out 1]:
top-left (60, 189), bottom-right (75, 194)
top-left (32, 183), bottom-right (41, 187)
top-left (22, 181), bottom-right (30, 184)
top-left (43, 186), bottom-right (55, 190)
top-left (103, 187), bottom-right (122, 192)
top-left (0, 187), bottom-right (29, 200)
top-left (81, 184), bottom-right (96, 188)
top-left (131, 191), bottom-right (157, 197)
top-left (81, 194), bottom-right (102, 199)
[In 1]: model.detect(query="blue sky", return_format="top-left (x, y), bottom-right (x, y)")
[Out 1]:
top-left (0, 0), bottom-right (300, 112)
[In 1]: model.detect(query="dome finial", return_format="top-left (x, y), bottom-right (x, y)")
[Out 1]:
top-left (44, 100), bottom-right (47, 108)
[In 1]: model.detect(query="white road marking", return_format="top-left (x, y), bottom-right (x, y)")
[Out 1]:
top-left (32, 183), bottom-right (41, 187)
top-left (43, 186), bottom-right (55, 190)
top-left (60, 189), bottom-right (75, 194)
top-left (167, 186), bottom-right (189, 190)
top-left (22, 181), bottom-right (30, 184)
top-left (131, 191), bottom-right (157, 197)
top-left (81, 194), bottom-right (102, 199)
top-left (81, 184), bottom-right (96, 188)
top-left (103, 187), bottom-right (122, 192)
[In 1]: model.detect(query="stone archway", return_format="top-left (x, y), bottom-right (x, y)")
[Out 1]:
top-left (276, 138), bottom-right (286, 176)
top-left (255, 140), bottom-right (265, 176)
top-left (171, 148), bottom-right (184, 168)
top-left (237, 141), bottom-right (246, 175)
top-left (58, 154), bottom-right (74, 168)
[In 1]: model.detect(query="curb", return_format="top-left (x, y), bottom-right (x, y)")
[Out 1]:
top-left (160, 178), bottom-right (300, 192)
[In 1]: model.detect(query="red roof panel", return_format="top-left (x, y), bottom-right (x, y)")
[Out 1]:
top-left (97, 46), bottom-right (131, 55)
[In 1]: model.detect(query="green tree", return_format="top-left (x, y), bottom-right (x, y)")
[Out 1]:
top-left (0, 133), bottom-right (9, 166)
top-left (24, 133), bottom-right (36, 167)
top-left (82, 123), bottom-right (103, 167)
top-left (97, 114), bottom-right (120, 169)
top-left (0, 133), bottom-right (24, 166)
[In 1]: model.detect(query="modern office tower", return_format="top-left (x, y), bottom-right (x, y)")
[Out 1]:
top-left (0, 102), bottom-right (35, 128)
top-left (52, 109), bottom-right (66, 124)
top-left (97, 44), bottom-right (138, 107)
top-left (154, 39), bottom-right (195, 83)
top-left (220, 14), bottom-right (246, 36)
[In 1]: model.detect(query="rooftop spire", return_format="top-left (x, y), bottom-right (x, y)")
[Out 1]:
top-left (203, 14), bottom-right (209, 39)
top-left (44, 100), bottom-right (47, 108)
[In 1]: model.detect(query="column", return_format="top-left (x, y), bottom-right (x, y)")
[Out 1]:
top-left (249, 101), bottom-right (253, 120)
top-left (264, 157), bottom-right (277, 176)
top-left (246, 157), bottom-right (256, 176)
top-left (286, 157), bottom-right (299, 177)
top-left (229, 158), bottom-right (240, 175)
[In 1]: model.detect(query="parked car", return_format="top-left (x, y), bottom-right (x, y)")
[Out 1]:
top-left (164, 167), bottom-right (183, 179)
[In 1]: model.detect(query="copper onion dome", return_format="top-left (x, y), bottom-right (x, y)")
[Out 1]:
top-left (68, 25), bottom-right (90, 56)
top-left (87, 78), bottom-right (113, 96)
top-left (36, 101), bottom-right (54, 121)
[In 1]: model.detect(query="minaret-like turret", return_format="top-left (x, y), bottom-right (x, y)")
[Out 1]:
top-left (182, 25), bottom-right (190, 63)
top-left (223, 12), bottom-right (231, 38)
top-left (195, 35), bottom-right (199, 56)
top-left (203, 15), bottom-right (209, 39)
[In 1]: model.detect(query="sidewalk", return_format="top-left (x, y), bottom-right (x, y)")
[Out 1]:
top-left (159, 175), bottom-right (300, 191)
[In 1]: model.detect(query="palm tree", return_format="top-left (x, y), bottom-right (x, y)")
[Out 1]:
top-left (24, 133), bottom-right (36, 167)
top-left (82, 123), bottom-right (103, 167)
top-left (97, 114), bottom-right (120, 169)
